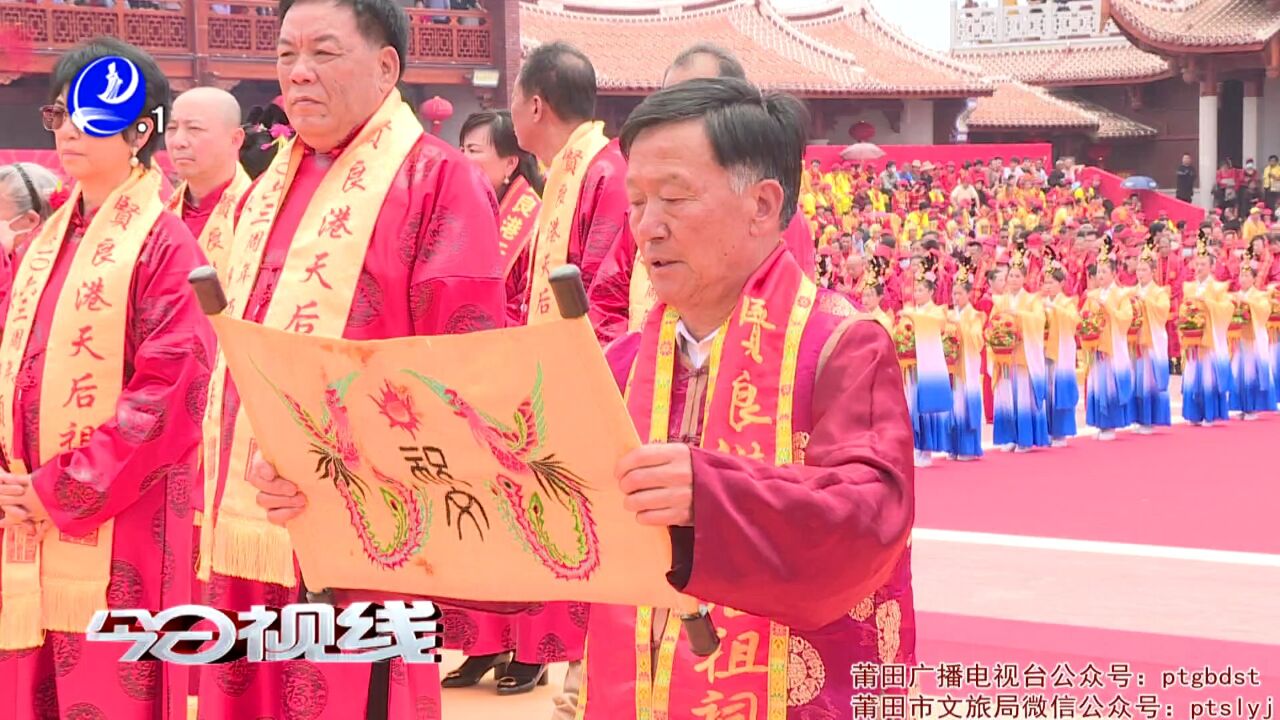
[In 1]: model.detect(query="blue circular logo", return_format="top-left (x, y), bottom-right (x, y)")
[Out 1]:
top-left (67, 56), bottom-right (146, 138)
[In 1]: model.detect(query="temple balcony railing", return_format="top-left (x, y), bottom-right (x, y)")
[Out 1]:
top-left (0, 0), bottom-right (493, 84)
top-left (952, 0), bottom-right (1122, 48)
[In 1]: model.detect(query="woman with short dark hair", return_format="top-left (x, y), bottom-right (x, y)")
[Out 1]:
top-left (0, 37), bottom-right (215, 718)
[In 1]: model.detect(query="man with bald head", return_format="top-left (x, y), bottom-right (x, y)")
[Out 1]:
top-left (165, 86), bottom-right (250, 272)
top-left (663, 42), bottom-right (746, 85)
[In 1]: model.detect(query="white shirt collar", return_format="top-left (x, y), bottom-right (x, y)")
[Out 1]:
top-left (676, 320), bottom-right (719, 370)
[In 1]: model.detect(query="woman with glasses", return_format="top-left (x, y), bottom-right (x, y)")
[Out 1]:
top-left (0, 37), bottom-right (214, 719)
top-left (0, 162), bottom-right (60, 306)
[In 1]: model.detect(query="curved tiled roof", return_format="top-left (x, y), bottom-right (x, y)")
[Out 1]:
top-left (954, 40), bottom-right (1173, 86)
top-left (1061, 95), bottom-right (1159, 139)
top-left (1107, 0), bottom-right (1280, 51)
top-left (519, 0), bottom-right (992, 98)
top-left (966, 80), bottom-right (1098, 130)
top-left (966, 80), bottom-right (1158, 139)
top-left (783, 0), bottom-right (994, 96)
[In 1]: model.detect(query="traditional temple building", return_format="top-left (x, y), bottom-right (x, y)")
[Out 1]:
top-left (519, 0), bottom-right (993, 143)
top-left (0, 0), bottom-right (514, 146)
top-left (950, 1), bottom-right (1185, 179)
top-left (1105, 0), bottom-right (1280, 205)
top-left (952, 0), bottom-right (1280, 205)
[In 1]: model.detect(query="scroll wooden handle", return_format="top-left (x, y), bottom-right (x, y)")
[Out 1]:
top-left (550, 265), bottom-right (589, 319)
top-left (188, 266), bottom-right (228, 316)
top-left (681, 606), bottom-right (721, 657)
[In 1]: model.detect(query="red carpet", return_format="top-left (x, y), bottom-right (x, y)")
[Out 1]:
top-left (915, 415), bottom-right (1280, 553)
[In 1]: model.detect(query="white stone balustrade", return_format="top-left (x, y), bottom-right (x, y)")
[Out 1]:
top-left (952, 1), bottom-right (1122, 47)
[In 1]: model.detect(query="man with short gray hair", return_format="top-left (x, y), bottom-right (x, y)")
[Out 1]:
top-left (574, 76), bottom-right (915, 719)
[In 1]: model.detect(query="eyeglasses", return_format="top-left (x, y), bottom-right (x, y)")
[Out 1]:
top-left (40, 105), bottom-right (68, 132)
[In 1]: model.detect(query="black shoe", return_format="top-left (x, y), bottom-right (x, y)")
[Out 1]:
top-left (441, 652), bottom-right (512, 689)
top-left (495, 661), bottom-right (549, 696)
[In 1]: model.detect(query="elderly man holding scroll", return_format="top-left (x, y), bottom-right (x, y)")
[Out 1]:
top-left (252, 78), bottom-right (916, 720)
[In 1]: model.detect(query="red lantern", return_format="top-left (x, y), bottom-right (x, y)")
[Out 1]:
top-left (849, 121), bottom-right (876, 143)
top-left (420, 96), bottom-right (454, 136)
top-left (1085, 143), bottom-right (1113, 165)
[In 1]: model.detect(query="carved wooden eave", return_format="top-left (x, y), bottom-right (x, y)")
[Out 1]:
top-left (0, 3), bottom-right (493, 87)
top-left (1103, 0), bottom-right (1280, 57)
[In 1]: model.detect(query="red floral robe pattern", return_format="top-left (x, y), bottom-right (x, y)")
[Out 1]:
top-left (0, 207), bottom-right (214, 720)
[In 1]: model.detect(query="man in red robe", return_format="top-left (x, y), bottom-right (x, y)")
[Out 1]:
top-left (575, 80), bottom-right (913, 719)
top-left (249, 76), bottom-right (915, 720)
top-left (508, 42), bottom-right (631, 344)
top-left (164, 86), bottom-right (251, 273)
top-left (196, 1), bottom-right (505, 718)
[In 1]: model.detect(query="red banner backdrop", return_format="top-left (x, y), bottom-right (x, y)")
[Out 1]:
top-left (1078, 166), bottom-right (1206, 230)
top-left (804, 142), bottom-right (1053, 171)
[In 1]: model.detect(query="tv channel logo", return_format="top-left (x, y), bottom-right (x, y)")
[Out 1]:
top-left (67, 55), bottom-right (146, 138)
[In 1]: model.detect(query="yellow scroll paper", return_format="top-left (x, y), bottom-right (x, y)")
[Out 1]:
top-left (211, 311), bottom-right (686, 608)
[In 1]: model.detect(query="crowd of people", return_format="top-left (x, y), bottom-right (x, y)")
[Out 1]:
top-left (798, 155), bottom-right (1280, 465)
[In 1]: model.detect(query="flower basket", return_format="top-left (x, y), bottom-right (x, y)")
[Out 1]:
top-left (985, 312), bottom-right (1019, 364)
top-left (1078, 301), bottom-right (1104, 352)
top-left (1177, 299), bottom-right (1205, 342)
top-left (1228, 301), bottom-right (1249, 342)
top-left (942, 324), bottom-right (960, 373)
top-left (894, 318), bottom-right (916, 370)
top-left (1128, 296), bottom-right (1145, 338)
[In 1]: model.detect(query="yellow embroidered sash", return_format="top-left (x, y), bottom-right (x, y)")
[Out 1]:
top-left (525, 121), bottom-right (609, 325)
top-left (627, 256), bottom-right (658, 333)
top-left (166, 164), bottom-right (251, 277)
top-left (622, 248), bottom-right (815, 720)
top-left (496, 174), bottom-right (540, 280)
top-left (0, 167), bottom-right (163, 648)
top-left (199, 90), bottom-right (423, 585)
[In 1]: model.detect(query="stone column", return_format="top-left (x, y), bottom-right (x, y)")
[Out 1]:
top-left (1198, 80), bottom-right (1218, 208)
top-left (901, 99), bottom-right (936, 145)
top-left (1243, 78), bottom-right (1263, 170)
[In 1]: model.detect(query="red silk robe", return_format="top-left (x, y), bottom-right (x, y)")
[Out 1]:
top-left (784, 209), bottom-right (817, 279)
top-left (197, 132), bottom-right (506, 720)
top-left (581, 295), bottom-right (916, 719)
top-left (507, 140), bottom-right (631, 342)
top-left (0, 206), bottom-right (214, 720)
top-left (177, 177), bottom-right (235, 241)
